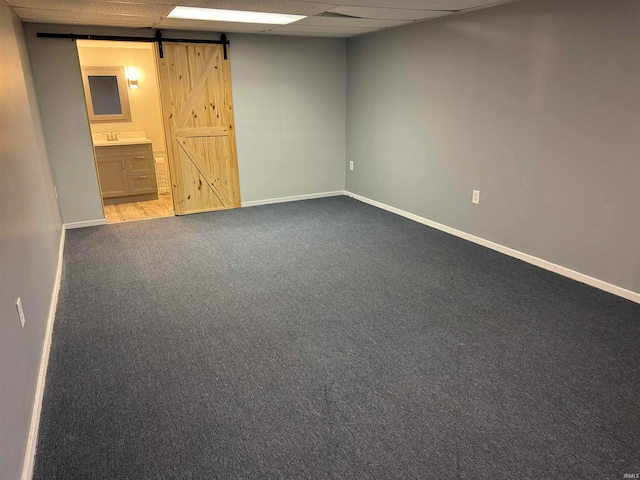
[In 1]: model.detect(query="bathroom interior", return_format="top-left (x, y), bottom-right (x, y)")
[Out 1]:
top-left (77, 40), bottom-right (173, 223)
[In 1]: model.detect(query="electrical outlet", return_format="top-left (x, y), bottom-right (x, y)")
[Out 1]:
top-left (349, 161), bottom-right (354, 171)
top-left (472, 190), bottom-right (480, 205)
top-left (16, 297), bottom-right (25, 328)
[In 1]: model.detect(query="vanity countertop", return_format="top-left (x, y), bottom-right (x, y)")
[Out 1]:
top-left (93, 137), bottom-right (152, 147)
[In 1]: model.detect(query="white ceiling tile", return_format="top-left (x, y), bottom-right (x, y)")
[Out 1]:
top-left (268, 23), bottom-right (377, 35)
top-left (10, 1), bottom-right (173, 16)
top-left (158, 18), bottom-right (271, 31)
top-left (292, 14), bottom-right (406, 28)
top-left (297, 0), bottom-right (510, 11)
top-left (13, 0), bottom-right (515, 37)
top-left (15, 8), bottom-right (158, 27)
top-left (106, 0), bottom-right (177, 3)
top-left (177, 0), bottom-right (334, 16)
top-left (328, 5), bottom-right (450, 21)
top-left (8, 0), bottom-right (177, 5)
top-left (76, 40), bottom-right (154, 50)
top-left (262, 30), bottom-right (354, 37)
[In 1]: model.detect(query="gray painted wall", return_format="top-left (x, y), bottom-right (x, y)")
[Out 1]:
top-left (0, 2), bottom-right (63, 479)
top-left (24, 25), bottom-right (346, 223)
top-left (346, 0), bottom-right (640, 294)
top-left (232, 34), bottom-right (346, 202)
top-left (24, 24), bottom-right (103, 226)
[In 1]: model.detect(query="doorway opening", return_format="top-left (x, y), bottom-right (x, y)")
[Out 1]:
top-left (77, 40), bottom-right (174, 224)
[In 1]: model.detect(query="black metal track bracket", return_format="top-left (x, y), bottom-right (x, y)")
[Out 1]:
top-left (36, 30), bottom-right (231, 60)
top-left (155, 30), bottom-right (163, 58)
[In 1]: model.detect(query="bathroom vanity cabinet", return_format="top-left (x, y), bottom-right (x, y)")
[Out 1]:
top-left (94, 140), bottom-right (158, 205)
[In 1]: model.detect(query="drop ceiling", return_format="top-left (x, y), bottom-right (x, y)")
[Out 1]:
top-left (9, 0), bottom-right (517, 37)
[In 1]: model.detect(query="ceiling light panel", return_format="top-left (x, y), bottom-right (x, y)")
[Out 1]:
top-left (158, 18), bottom-right (273, 31)
top-left (179, 0), bottom-right (333, 16)
top-left (328, 6), bottom-right (452, 21)
top-left (168, 6), bottom-right (306, 24)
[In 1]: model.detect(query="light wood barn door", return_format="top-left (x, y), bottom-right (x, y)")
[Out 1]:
top-left (158, 43), bottom-right (241, 214)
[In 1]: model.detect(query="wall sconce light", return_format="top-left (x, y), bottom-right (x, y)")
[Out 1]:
top-left (127, 66), bottom-right (139, 89)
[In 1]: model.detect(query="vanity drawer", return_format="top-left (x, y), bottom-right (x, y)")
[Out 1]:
top-left (127, 174), bottom-right (157, 195)
top-left (125, 155), bottom-right (154, 175)
top-left (95, 143), bottom-right (152, 158)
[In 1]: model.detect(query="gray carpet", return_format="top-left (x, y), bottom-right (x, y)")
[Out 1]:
top-left (34, 196), bottom-right (639, 480)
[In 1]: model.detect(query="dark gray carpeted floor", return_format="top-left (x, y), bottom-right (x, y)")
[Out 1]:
top-left (34, 196), bottom-right (639, 480)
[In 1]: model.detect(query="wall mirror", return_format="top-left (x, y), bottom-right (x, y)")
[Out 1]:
top-left (81, 66), bottom-right (132, 123)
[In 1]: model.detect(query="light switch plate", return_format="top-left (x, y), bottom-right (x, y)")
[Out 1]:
top-left (472, 190), bottom-right (480, 205)
top-left (16, 297), bottom-right (25, 328)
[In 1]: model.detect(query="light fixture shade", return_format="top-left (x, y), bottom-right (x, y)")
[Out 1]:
top-left (126, 66), bottom-right (139, 89)
top-left (167, 6), bottom-right (306, 25)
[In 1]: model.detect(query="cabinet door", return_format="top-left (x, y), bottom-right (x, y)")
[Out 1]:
top-left (127, 174), bottom-right (157, 195)
top-left (97, 157), bottom-right (128, 198)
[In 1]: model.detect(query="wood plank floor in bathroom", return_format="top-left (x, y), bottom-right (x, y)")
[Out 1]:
top-left (103, 194), bottom-right (174, 223)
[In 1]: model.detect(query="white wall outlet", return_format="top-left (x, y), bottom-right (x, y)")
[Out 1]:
top-left (16, 297), bottom-right (25, 328)
top-left (472, 190), bottom-right (480, 205)
top-left (349, 161), bottom-right (354, 171)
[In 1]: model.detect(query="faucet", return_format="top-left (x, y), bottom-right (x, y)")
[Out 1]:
top-left (104, 131), bottom-right (120, 142)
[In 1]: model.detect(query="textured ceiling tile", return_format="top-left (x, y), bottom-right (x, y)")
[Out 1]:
top-left (262, 30), bottom-right (355, 37)
top-left (12, 0), bottom-right (515, 36)
top-left (14, 7), bottom-right (159, 26)
top-left (293, 15), bottom-right (406, 28)
top-left (158, 18), bottom-right (272, 31)
top-left (328, 5), bottom-right (451, 21)
top-left (104, 0), bottom-right (178, 3)
top-left (10, 0), bottom-right (173, 16)
top-left (267, 23), bottom-right (377, 35)
top-left (177, 0), bottom-right (333, 16)
top-left (76, 40), bottom-right (154, 50)
top-left (8, 0), bottom-right (177, 5)
top-left (297, 0), bottom-right (511, 10)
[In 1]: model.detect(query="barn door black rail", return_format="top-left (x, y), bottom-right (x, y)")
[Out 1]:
top-left (36, 31), bottom-right (230, 59)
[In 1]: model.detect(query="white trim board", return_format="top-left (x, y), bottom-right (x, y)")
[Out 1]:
top-left (21, 225), bottom-right (66, 480)
top-left (64, 218), bottom-right (107, 229)
top-left (241, 191), bottom-right (344, 208)
top-left (345, 191), bottom-right (640, 305)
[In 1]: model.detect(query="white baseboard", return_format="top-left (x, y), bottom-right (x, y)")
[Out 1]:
top-left (241, 191), bottom-right (344, 208)
top-left (21, 226), bottom-right (66, 480)
top-left (64, 218), bottom-right (107, 229)
top-left (345, 191), bottom-right (640, 305)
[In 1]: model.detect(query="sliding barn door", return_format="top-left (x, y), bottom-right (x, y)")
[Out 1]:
top-left (158, 43), bottom-right (240, 214)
